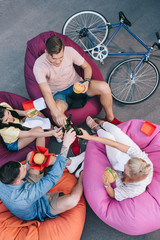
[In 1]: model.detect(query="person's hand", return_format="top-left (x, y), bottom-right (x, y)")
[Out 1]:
top-left (81, 81), bottom-right (89, 93)
top-left (77, 128), bottom-right (91, 140)
top-left (102, 174), bottom-right (110, 187)
top-left (48, 155), bottom-right (57, 166)
top-left (63, 128), bottom-right (76, 148)
top-left (53, 112), bottom-right (67, 126)
top-left (51, 128), bottom-right (63, 139)
top-left (37, 111), bottom-right (45, 118)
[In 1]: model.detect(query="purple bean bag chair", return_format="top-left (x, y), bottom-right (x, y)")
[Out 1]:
top-left (24, 31), bottom-right (104, 125)
top-left (83, 119), bottom-right (160, 235)
top-left (0, 91), bottom-right (50, 167)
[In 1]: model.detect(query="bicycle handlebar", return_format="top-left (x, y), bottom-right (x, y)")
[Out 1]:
top-left (152, 32), bottom-right (160, 49)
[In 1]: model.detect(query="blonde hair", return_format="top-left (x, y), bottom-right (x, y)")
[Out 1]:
top-left (128, 157), bottom-right (151, 180)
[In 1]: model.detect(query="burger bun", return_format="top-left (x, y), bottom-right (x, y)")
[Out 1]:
top-left (33, 153), bottom-right (46, 165)
top-left (104, 167), bottom-right (117, 183)
top-left (26, 108), bottom-right (38, 118)
top-left (73, 82), bottom-right (85, 94)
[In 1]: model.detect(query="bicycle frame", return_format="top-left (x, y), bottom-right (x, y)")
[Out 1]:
top-left (86, 22), bottom-right (152, 57)
top-left (85, 21), bottom-right (153, 76)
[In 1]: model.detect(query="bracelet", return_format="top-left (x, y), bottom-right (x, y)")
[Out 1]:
top-left (84, 78), bottom-right (91, 83)
top-left (104, 184), bottom-right (110, 188)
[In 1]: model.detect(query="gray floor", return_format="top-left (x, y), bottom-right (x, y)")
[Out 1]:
top-left (1, 0), bottom-right (160, 239)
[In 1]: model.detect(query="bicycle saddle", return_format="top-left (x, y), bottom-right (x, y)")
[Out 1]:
top-left (119, 11), bottom-right (132, 27)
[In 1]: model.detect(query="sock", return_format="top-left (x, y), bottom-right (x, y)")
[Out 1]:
top-left (71, 137), bottom-right (81, 156)
top-left (75, 162), bottom-right (84, 178)
top-left (54, 126), bottom-right (63, 143)
top-left (66, 152), bottom-right (85, 173)
top-left (105, 117), bottom-right (123, 125)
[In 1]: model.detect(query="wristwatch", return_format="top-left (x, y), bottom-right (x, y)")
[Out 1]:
top-left (84, 77), bottom-right (91, 83)
top-left (104, 184), bottom-right (110, 188)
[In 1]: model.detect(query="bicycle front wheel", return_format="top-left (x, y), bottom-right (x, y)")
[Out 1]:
top-left (108, 58), bottom-right (159, 104)
top-left (62, 10), bottom-right (109, 52)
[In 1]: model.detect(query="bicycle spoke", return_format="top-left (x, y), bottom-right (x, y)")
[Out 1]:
top-left (108, 58), bottom-right (159, 104)
top-left (62, 11), bottom-right (109, 51)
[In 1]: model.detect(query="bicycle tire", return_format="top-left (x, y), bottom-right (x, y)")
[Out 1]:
top-left (108, 58), bottom-right (159, 104)
top-left (62, 10), bottom-right (109, 52)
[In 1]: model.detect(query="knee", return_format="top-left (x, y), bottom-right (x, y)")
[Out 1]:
top-left (98, 82), bottom-right (111, 95)
top-left (66, 193), bottom-right (81, 209)
top-left (35, 127), bottom-right (44, 133)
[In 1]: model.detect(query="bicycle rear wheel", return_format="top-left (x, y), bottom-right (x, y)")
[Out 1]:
top-left (62, 10), bottom-right (109, 52)
top-left (108, 58), bottom-right (159, 104)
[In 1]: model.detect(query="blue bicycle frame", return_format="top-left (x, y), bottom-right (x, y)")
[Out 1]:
top-left (86, 22), bottom-right (152, 57)
top-left (85, 22), bottom-right (153, 77)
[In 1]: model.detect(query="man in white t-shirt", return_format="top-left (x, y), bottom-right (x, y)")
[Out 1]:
top-left (33, 35), bottom-right (122, 127)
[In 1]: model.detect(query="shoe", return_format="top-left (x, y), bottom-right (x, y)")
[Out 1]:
top-left (75, 162), bottom-right (84, 178)
top-left (71, 137), bottom-right (81, 156)
top-left (94, 118), bottom-right (105, 128)
top-left (105, 117), bottom-right (123, 125)
top-left (86, 116), bottom-right (101, 133)
top-left (66, 152), bottom-right (85, 173)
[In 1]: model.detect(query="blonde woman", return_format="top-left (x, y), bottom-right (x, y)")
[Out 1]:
top-left (78, 117), bottom-right (153, 201)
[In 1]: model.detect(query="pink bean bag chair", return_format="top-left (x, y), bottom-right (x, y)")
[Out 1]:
top-left (83, 119), bottom-right (160, 235)
top-left (24, 31), bottom-right (104, 125)
top-left (0, 91), bottom-right (49, 167)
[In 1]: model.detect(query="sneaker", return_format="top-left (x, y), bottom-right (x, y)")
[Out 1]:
top-left (71, 137), bottom-right (81, 156)
top-left (105, 117), bottom-right (123, 125)
top-left (66, 152), bottom-right (85, 173)
top-left (75, 162), bottom-right (84, 178)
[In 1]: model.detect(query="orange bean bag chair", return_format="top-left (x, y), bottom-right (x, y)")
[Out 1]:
top-left (0, 168), bottom-right (86, 240)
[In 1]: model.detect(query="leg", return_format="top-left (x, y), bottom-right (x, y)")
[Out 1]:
top-left (55, 99), bottom-right (68, 114)
top-left (87, 80), bottom-right (114, 122)
top-left (102, 121), bottom-right (138, 148)
top-left (97, 128), bottom-right (130, 171)
top-left (48, 172), bottom-right (83, 215)
top-left (53, 86), bottom-right (72, 126)
top-left (18, 127), bottom-right (46, 149)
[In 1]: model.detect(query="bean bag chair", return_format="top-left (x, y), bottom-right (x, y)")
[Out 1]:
top-left (0, 168), bottom-right (86, 240)
top-left (24, 31), bottom-right (104, 125)
top-left (83, 119), bottom-right (160, 235)
top-left (0, 91), bottom-right (50, 167)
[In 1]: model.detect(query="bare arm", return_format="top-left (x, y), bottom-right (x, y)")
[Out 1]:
top-left (38, 82), bottom-right (66, 126)
top-left (78, 129), bottom-right (130, 153)
top-left (81, 60), bottom-right (92, 79)
top-left (102, 175), bottom-right (115, 198)
top-left (14, 109), bottom-right (27, 117)
top-left (38, 82), bottom-right (59, 117)
top-left (79, 60), bottom-right (92, 93)
top-left (18, 128), bottom-right (63, 139)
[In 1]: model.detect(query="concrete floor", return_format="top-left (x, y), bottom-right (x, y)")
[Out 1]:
top-left (0, 0), bottom-right (160, 239)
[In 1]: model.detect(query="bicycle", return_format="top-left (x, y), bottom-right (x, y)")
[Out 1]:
top-left (62, 11), bottom-right (160, 104)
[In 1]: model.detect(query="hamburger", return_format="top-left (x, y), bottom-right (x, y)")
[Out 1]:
top-left (73, 82), bottom-right (85, 94)
top-left (33, 153), bottom-right (46, 165)
top-left (104, 167), bottom-right (117, 183)
top-left (26, 108), bottom-right (38, 118)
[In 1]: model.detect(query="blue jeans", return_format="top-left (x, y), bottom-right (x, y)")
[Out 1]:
top-left (5, 140), bottom-right (19, 151)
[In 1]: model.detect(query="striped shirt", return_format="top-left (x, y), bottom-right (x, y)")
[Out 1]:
top-left (114, 146), bottom-right (153, 201)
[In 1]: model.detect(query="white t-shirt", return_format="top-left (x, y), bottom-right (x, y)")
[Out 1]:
top-left (33, 46), bottom-right (85, 95)
top-left (114, 146), bottom-right (153, 201)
